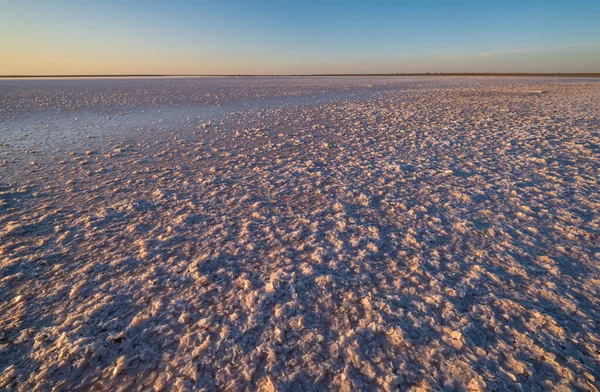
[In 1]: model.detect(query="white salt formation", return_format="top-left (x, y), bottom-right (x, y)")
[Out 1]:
top-left (0, 77), bottom-right (599, 391)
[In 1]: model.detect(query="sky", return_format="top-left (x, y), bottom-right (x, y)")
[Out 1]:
top-left (1, 0), bottom-right (600, 75)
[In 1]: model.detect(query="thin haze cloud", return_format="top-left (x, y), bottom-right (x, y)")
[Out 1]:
top-left (479, 42), bottom-right (600, 58)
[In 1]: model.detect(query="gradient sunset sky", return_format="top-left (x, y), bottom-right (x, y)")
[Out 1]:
top-left (1, 0), bottom-right (599, 75)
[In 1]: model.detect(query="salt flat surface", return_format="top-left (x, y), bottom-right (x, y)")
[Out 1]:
top-left (1, 77), bottom-right (599, 391)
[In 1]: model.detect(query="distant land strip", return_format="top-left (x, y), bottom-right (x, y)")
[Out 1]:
top-left (1, 73), bottom-right (599, 78)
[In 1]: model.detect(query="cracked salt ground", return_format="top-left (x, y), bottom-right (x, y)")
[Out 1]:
top-left (1, 77), bottom-right (600, 391)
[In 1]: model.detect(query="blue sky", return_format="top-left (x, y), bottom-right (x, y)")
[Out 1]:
top-left (1, 0), bottom-right (599, 74)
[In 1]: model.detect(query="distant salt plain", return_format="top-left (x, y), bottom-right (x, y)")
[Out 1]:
top-left (1, 77), bottom-right (599, 391)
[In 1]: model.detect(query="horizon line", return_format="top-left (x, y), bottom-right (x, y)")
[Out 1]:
top-left (1, 72), bottom-right (600, 79)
